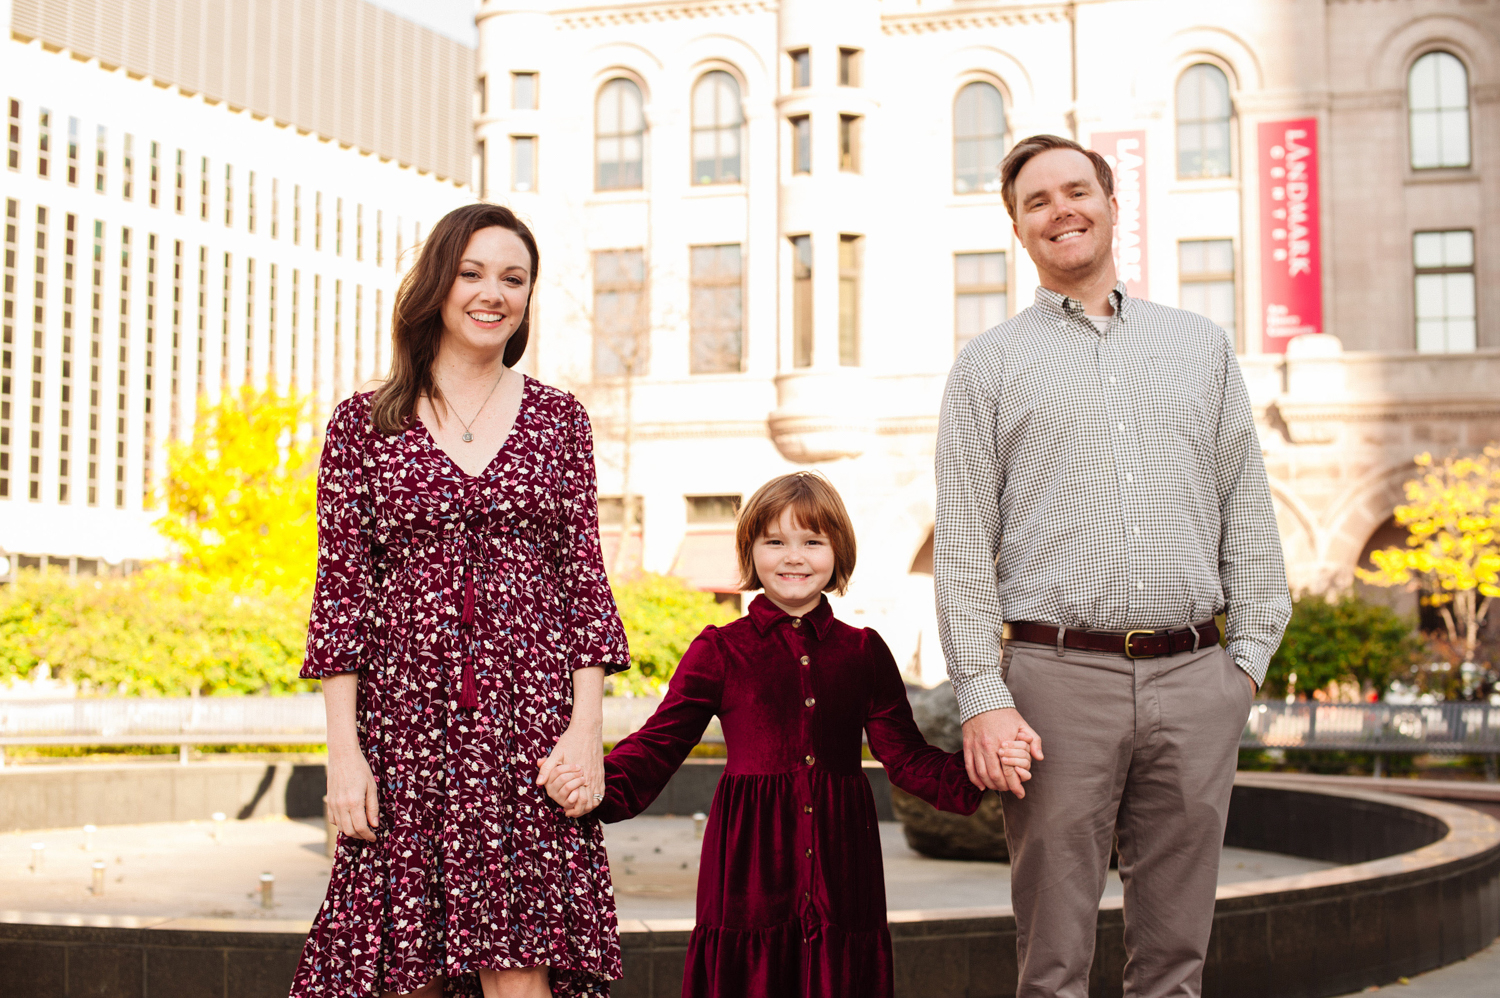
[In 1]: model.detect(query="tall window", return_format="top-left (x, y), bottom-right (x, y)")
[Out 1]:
top-left (690, 244), bottom-right (743, 374)
top-left (955, 252), bottom-right (1007, 353)
top-left (6, 100), bottom-right (18, 171)
top-left (512, 72), bottom-right (538, 111)
top-left (1414, 230), bottom-right (1475, 353)
top-left (596, 79), bottom-right (645, 191)
top-left (792, 235), bottom-right (812, 368)
top-left (954, 82), bottom-right (1005, 194)
top-left (475, 139), bottom-right (487, 199)
top-left (691, 71), bottom-right (743, 185)
top-left (790, 49), bottom-right (810, 89)
top-left (839, 115), bottom-right (861, 173)
top-left (94, 126), bottom-right (106, 192)
top-left (790, 115), bottom-right (811, 175)
top-left (593, 249), bottom-right (647, 376)
top-left (1176, 64), bottom-right (1232, 179)
top-left (839, 235), bottom-right (861, 367)
top-left (839, 48), bottom-right (862, 87)
top-left (67, 117), bottom-right (78, 185)
top-left (512, 136), bottom-right (536, 192)
top-left (1178, 240), bottom-right (1235, 337)
top-left (1409, 52), bottom-right (1470, 169)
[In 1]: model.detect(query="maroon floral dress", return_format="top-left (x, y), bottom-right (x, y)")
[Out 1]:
top-left (291, 379), bottom-right (629, 997)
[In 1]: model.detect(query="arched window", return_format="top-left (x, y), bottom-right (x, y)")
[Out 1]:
top-left (1176, 64), bottom-right (1232, 179)
top-left (953, 82), bottom-right (1006, 194)
top-left (691, 71), bottom-right (743, 185)
top-left (596, 78), bottom-right (644, 191)
top-left (1409, 52), bottom-right (1470, 169)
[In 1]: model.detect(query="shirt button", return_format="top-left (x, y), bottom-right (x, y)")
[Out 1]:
top-left (1125, 472), bottom-right (1133, 483)
top-left (1137, 581), bottom-right (1144, 590)
top-left (1132, 525), bottom-right (1141, 535)
top-left (805, 755), bottom-right (815, 766)
top-left (805, 697), bottom-right (816, 707)
top-left (800, 655), bottom-right (810, 665)
top-left (1117, 422), bottom-right (1126, 432)
top-left (1109, 376), bottom-right (1117, 385)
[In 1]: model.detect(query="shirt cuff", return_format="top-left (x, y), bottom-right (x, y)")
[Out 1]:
top-left (952, 671), bottom-right (1016, 723)
top-left (1226, 638), bottom-right (1271, 688)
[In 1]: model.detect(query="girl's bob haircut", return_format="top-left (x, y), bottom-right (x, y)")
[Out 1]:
top-left (736, 472), bottom-right (857, 596)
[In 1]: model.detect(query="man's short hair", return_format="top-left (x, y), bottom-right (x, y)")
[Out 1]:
top-left (1000, 134), bottom-right (1115, 223)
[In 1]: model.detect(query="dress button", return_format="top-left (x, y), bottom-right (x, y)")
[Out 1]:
top-left (805, 848), bottom-right (813, 858)
top-left (805, 697), bottom-right (815, 707)
top-left (800, 655), bottom-right (810, 665)
top-left (803, 804), bottom-right (813, 813)
top-left (805, 755), bottom-right (815, 766)
top-left (791, 619), bottom-right (801, 628)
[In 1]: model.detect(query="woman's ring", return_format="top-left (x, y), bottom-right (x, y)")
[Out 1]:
top-left (592, 793), bottom-right (604, 801)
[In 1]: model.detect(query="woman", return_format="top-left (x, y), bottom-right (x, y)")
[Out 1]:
top-left (292, 203), bottom-right (628, 998)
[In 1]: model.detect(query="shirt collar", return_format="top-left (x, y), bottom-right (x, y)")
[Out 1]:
top-left (747, 593), bottom-right (835, 639)
top-left (1033, 280), bottom-right (1131, 322)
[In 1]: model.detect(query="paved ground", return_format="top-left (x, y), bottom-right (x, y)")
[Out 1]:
top-left (1335, 937), bottom-right (1500, 996)
top-left (0, 813), bottom-right (1335, 923)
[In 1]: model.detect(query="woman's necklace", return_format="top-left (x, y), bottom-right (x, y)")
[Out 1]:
top-left (437, 369), bottom-right (506, 442)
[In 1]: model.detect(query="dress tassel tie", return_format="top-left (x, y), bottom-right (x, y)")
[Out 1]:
top-left (459, 564), bottom-right (479, 710)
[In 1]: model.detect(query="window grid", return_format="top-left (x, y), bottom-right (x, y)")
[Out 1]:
top-left (117, 227), bottom-right (131, 508)
top-left (173, 149), bottom-right (183, 213)
top-left (29, 205), bottom-right (46, 500)
top-left (1176, 64), bottom-right (1233, 179)
top-left (1414, 230), bottom-right (1476, 354)
top-left (88, 219), bottom-right (102, 506)
top-left (94, 126), bottom-right (106, 193)
top-left (791, 235), bottom-right (812, 368)
top-left (596, 79), bottom-right (645, 191)
top-left (219, 251), bottom-right (230, 385)
top-left (954, 251), bottom-right (1007, 354)
top-left (122, 134), bottom-right (134, 200)
top-left (169, 239), bottom-right (182, 442)
top-left (248, 171), bottom-right (257, 234)
top-left (224, 164), bottom-right (233, 227)
top-left (954, 82), bottom-right (1005, 194)
top-left (149, 141), bottom-right (159, 207)
top-left (1178, 239), bottom-right (1236, 337)
top-left (6, 100), bottom-right (19, 172)
top-left (1409, 52), bottom-right (1471, 170)
top-left (58, 213), bottom-right (74, 504)
top-left (66, 117), bottom-right (78, 185)
top-left (143, 233), bottom-right (157, 506)
top-left (689, 243), bottom-right (743, 374)
top-left (244, 258), bottom-right (255, 376)
top-left (1, 198), bottom-right (16, 498)
top-left (195, 245), bottom-right (207, 398)
top-left (37, 109), bottom-right (51, 179)
top-left (199, 157), bottom-right (209, 221)
top-left (592, 249), bottom-right (647, 378)
top-left (839, 235), bottom-right (861, 367)
top-left (691, 72), bottom-right (743, 186)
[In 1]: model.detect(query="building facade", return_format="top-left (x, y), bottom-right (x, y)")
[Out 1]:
top-left (0, 0), bottom-right (475, 570)
top-left (475, 0), bottom-right (1500, 684)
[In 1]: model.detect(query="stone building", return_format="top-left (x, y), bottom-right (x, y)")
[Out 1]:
top-left (475, 0), bottom-right (1500, 683)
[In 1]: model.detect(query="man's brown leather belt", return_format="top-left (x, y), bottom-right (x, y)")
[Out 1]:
top-left (1002, 620), bottom-right (1220, 659)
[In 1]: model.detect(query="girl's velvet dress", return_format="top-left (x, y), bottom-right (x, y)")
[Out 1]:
top-left (598, 595), bottom-right (982, 998)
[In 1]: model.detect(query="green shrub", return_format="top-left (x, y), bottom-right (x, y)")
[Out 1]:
top-left (0, 571), bottom-right (314, 696)
top-left (1265, 592), bottom-right (1424, 700)
top-left (609, 573), bottom-right (737, 696)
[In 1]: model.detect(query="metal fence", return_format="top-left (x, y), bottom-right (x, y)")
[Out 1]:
top-left (1242, 701), bottom-right (1500, 755)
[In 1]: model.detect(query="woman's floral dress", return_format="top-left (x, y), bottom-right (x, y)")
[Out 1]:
top-left (290, 378), bottom-right (629, 997)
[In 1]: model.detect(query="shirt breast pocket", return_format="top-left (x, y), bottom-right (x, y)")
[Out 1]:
top-left (1144, 356), bottom-right (1209, 445)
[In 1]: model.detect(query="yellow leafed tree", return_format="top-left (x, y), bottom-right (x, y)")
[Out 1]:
top-left (156, 386), bottom-right (321, 592)
top-left (1356, 445), bottom-right (1500, 664)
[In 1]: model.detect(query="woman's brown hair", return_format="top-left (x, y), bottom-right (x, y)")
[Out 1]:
top-left (369, 202), bottom-right (539, 434)
top-left (736, 472), bottom-right (857, 596)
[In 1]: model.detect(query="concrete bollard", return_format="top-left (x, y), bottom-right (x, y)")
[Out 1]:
top-left (211, 812), bottom-right (226, 843)
top-left (259, 871), bottom-right (275, 909)
top-left (30, 842), bottom-right (45, 873)
top-left (693, 812), bottom-right (707, 840)
top-left (91, 859), bottom-right (106, 896)
top-left (82, 825), bottom-right (96, 851)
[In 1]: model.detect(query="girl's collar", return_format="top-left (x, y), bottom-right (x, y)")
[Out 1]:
top-left (747, 593), bottom-right (835, 639)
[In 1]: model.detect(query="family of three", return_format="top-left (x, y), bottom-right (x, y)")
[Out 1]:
top-left (290, 134), bottom-right (1290, 998)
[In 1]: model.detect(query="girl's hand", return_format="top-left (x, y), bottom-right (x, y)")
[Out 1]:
top-left (537, 720), bottom-right (605, 818)
top-left (542, 763), bottom-right (592, 817)
top-left (327, 745), bottom-right (381, 841)
top-left (997, 739), bottom-right (1035, 790)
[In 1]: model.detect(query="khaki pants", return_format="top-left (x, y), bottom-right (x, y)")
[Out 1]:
top-left (1000, 640), bottom-right (1253, 998)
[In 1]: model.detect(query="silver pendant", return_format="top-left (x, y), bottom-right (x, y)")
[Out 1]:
top-left (462, 432), bottom-right (473, 442)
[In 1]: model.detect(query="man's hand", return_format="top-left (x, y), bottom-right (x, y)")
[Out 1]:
top-left (962, 707), bottom-right (1044, 797)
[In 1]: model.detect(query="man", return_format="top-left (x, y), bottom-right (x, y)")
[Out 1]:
top-left (934, 134), bottom-right (1290, 998)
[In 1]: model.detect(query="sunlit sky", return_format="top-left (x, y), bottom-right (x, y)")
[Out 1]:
top-left (365, 0), bottom-right (480, 47)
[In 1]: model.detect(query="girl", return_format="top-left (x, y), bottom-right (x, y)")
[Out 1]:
top-left (544, 472), bottom-right (1031, 997)
top-left (296, 203), bottom-right (626, 998)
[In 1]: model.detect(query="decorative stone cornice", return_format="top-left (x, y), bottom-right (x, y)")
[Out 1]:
top-left (1273, 396), bottom-right (1500, 444)
top-left (555, 0), bottom-right (775, 30)
top-left (881, 6), bottom-right (1067, 35)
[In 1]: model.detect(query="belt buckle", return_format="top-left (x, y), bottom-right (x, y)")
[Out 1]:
top-left (1124, 629), bottom-right (1154, 659)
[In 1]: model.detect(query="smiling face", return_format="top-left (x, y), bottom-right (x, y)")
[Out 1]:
top-left (439, 225), bottom-right (533, 357)
top-left (752, 507), bottom-right (836, 617)
top-left (1011, 147), bottom-right (1118, 290)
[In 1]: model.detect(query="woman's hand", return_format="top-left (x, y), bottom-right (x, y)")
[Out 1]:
top-left (327, 744), bottom-right (381, 841)
top-left (537, 723), bottom-right (605, 818)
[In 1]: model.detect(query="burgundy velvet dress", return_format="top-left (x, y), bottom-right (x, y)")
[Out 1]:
top-left (598, 595), bottom-right (982, 998)
top-left (292, 380), bottom-right (629, 997)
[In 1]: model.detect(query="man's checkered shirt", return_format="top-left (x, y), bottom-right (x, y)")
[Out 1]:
top-left (934, 283), bottom-right (1291, 723)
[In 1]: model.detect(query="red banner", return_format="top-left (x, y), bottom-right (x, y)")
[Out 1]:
top-left (1258, 118), bottom-right (1322, 351)
top-left (1090, 130), bottom-right (1148, 299)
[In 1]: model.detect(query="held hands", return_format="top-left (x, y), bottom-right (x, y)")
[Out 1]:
top-left (962, 707), bottom-right (1045, 798)
top-left (327, 745), bottom-right (381, 842)
top-left (536, 720), bottom-right (606, 819)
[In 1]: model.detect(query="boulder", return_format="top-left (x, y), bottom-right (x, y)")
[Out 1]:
top-left (896, 681), bottom-right (1008, 862)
